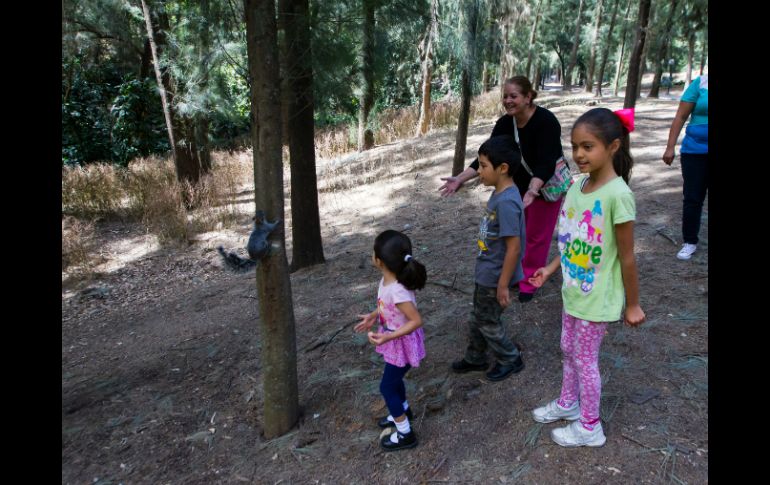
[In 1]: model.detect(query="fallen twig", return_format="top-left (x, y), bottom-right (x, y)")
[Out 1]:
top-left (427, 281), bottom-right (472, 295)
top-left (621, 433), bottom-right (654, 450)
top-left (303, 321), bottom-right (356, 352)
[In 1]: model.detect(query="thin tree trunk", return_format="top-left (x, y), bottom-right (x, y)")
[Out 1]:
top-left (685, 31), bottom-right (694, 86)
top-left (525, 0), bottom-right (544, 80)
top-left (244, 0), bottom-right (299, 439)
top-left (613, 0), bottom-right (633, 96)
top-left (499, 21), bottom-right (510, 85)
top-left (595, 0), bottom-right (619, 96)
top-left (142, 1), bottom-right (203, 187)
top-left (357, 0), bottom-right (375, 151)
top-left (140, 0), bottom-right (176, 160)
top-left (623, 0), bottom-right (652, 109)
top-left (564, 0), bottom-right (585, 90)
top-left (140, 38), bottom-right (152, 79)
top-left (635, 24), bottom-right (651, 100)
top-left (452, 0), bottom-right (478, 176)
top-left (649, 0), bottom-right (678, 98)
top-left (416, 0), bottom-right (438, 137)
top-left (585, 0), bottom-right (605, 92)
top-left (197, 0), bottom-right (211, 173)
top-left (699, 32), bottom-right (706, 74)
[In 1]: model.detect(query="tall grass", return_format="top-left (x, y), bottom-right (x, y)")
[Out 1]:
top-left (61, 151), bottom-right (250, 269)
top-left (314, 90), bottom-right (504, 160)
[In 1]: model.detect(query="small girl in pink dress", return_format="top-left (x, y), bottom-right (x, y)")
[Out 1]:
top-left (355, 230), bottom-right (427, 451)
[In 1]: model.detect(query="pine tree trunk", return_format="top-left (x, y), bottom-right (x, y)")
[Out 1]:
top-left (416, 0), bottom-right (437, 137)
top-left (357, 0), bottom-right (375, 151)
top-left (525, 0), bottom-right (544, 80)
top-left (595, 0), bottom-right (620, 96)
top-left (452, 0), bottom-right (478, 177)
top-left (244, 0), bottom-right (299, 439)
top-left (564, 0), bottom-right (585, 90)
top-left (499, 21), bottom-right (510, 84)
top-left (685, 31), bottom-right (694, 86)
top-left (279, 0), bottom-right (325, 270)
top-left (623, 0), bottom-right (652, 108)
top-left (585, 0), bottom-right (605, 92)
top-left (613, 0), bottom-right (633, 96)
top-left (140, 0), bottom-right (176, 161)
top-left (140, 38), bottom-right (152, 79)
top-left (635, 26), bottom-right (650, 100)
top-left (141, 0), bottom-right (205, 187)
top-left (649, 0), bottom-right (678, 98)
top-left (197, 0), bottom-right (212, 174)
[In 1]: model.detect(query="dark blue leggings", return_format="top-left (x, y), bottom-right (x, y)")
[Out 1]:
top-left (681, 153), bottom-right (708, 244)
top-left (380, 363), bottom-right (411, 418)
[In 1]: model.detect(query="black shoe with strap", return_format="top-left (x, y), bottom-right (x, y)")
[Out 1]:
top-left (377, 407), bottom-right (414, 428)
top-left (451, 359), bottom-right (489, 373)
top-left (485, 356), bottom-right (525, 382)
top-left (380, 430), bottom-right (418, 451)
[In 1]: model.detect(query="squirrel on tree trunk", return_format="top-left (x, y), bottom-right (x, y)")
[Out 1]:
top-left (217, 210), bottom-right (281, 272)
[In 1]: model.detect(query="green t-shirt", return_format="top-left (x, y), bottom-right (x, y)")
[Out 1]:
top-left (557, 175), bottom-right (636, 322)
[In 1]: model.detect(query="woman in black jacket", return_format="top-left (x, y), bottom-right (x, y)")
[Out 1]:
top-left (440, 76), bottom-right (565, 302)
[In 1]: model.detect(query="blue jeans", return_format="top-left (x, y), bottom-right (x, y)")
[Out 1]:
top-left (681, 152), bottom-right (708, 244)
top-left (380, 363), bottom-right (411, 418)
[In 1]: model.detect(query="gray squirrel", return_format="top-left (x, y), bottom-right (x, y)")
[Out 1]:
top-left (217, 210), bottom-right (281, 272)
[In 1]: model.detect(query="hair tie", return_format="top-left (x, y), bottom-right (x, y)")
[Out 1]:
top-left (613, 108), bottom-right (635, 133)
top-left (404, 254), bottom-right (413, 263)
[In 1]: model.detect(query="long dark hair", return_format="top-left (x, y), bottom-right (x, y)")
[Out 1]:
top-left (573, 107), bottom-right (634, 183)
top-left (373, 230), bottom-right (426, 291)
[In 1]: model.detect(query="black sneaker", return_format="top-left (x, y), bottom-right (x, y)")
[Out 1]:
top-left (380, 430), bottom-right (418, 451)
top-left (451, 359), bottom-right (489, 373)
top-left (377, 407), bottom-right (414, 428)
top-left (485, 357), bottom-right (525, 381)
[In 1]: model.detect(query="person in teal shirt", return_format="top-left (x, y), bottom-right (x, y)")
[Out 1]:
top-left (663, 75), bottom-right (708, 260)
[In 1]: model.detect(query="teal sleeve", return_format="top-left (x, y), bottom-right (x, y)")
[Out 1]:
top-left (681, 77), bottom-right (701, 103)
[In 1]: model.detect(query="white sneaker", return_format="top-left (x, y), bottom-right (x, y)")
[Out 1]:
top-left (677, 243), bottom-right (697, 260)
top-left (551, 420), bottom-right (607, 447)
top-left (532, 399), bottom-right (581, 423)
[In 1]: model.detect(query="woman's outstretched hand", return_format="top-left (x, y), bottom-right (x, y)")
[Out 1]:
top-left (438, 176), bottom-right (462, 197)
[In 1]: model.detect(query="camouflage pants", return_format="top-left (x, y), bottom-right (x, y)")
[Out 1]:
top-left (464, 284), bottom-right (521, 366)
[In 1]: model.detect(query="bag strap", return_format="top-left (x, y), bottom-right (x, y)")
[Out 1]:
top-left (514, 116), bottom-right (570, 175)
top-left (513, 117), bottom-right (534, 177)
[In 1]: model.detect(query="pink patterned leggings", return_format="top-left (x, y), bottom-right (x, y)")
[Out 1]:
top-left (557, 311), bottom-right (608, 428)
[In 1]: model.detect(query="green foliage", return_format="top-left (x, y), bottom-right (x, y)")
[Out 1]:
top-left (62, 55), bottom-right (168, 166)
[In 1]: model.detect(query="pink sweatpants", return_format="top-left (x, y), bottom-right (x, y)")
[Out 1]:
top-left (557, 311), bottom-right (608, 428)
top-left (518, 196), bottom-right (562, 295)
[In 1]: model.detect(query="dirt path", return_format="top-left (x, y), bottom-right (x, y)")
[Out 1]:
top-left (62, 94), bottom-right (707, 484)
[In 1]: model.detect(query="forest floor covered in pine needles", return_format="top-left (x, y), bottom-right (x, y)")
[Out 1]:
top-left (62, 89), bottom-right (708, 484)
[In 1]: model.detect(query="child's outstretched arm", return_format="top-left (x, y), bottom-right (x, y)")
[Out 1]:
top-left (354, 309), bottom-right (378, 333)
top-left (616, 221), bottom-right (646, 327)
top-left (497, 236), bottom-right (522, 307)
top-left (368, 302), bottom-right (422, 345)
top-left (528, 256), bottom-right (561, 288)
